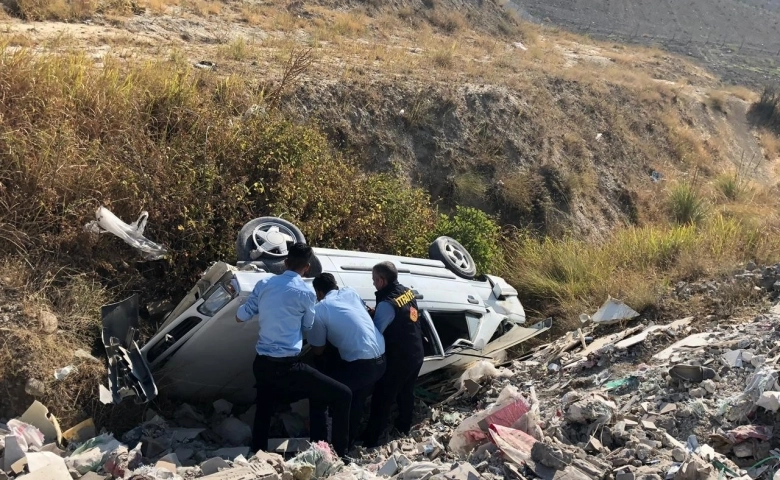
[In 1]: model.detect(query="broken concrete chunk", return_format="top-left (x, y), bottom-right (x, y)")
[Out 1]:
top-left (200, 457), bottom-right (230, 476)
top-left (442, 462), bottom-right (481, 480)
top-left (213, 399), bottom-right (233, 417)
top-left (672, 447), bottom-right (686, 462)
top-left (689, 388), bottom-right (706, 398)
top-left (377, 455), bottom-right (399, 477)
top-left (531, 442), bottom-right (573, 469)
top-left (24, 378), bottom-right (45, 397)
top-left (757, 391), bottom-right (780, 412)
top-left (215, 417), bottom-right (252, 446)
top-left (723, 350), bottom-right (743, 368)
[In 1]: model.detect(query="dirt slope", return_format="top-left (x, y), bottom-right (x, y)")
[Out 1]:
top-left (510, 0), bottom-right (780, 87)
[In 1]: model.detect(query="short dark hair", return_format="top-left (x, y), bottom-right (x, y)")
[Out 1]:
top-left (373, 261), bottom-right (398, 283)
top-left (286, 243), bottom-right (313, 270)
top-left (313, 273), bottom-right (339, 294)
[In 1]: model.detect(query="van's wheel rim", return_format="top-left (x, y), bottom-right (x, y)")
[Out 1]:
top-left (251, 223), bottom-right (296, 257)
top-left (445, 242), bottom-right (471, 270)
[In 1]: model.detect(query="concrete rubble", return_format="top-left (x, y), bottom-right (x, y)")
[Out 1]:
top-left (4, 264), bottom-right (780, 479)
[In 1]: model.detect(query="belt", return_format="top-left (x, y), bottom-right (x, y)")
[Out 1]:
top-left (257, 354), bottom-right (299, 363)
top-left (351, 354), bottom-right (385, 365)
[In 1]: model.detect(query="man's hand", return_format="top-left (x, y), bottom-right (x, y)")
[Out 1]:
top-left (311, 345), bottom-right (326, 355)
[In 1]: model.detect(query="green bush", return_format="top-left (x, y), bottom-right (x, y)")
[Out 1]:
top-left (667, 182), bottom-right (708, 225)
top-left (432, 206), bottom-right (501, 272)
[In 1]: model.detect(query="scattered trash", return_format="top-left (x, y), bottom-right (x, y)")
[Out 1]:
top-left (54, 365), bottom-right (76, 381)
top-left (194, 60), bottom-right (216, 70)
top-left (7, 272), bottom-right (780, 480)
top-left (669, 364), bottom-right (717, 383)
top-left (590, 297), bottom-right (640, 325)
top-left (85, 206), bottom-right (168, 260)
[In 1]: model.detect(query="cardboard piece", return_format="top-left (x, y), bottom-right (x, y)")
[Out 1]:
top-left (2, 436), bottom-right (25, 472)
top-left (62, 419), bottom-right (96, 444)
top-left (652, 333), bottom-right (710, 361)
top-left (15, 461), bottom-right (70, 480)
top-left (19, 402), bottom-right (61, 446)
top-left (26, 452), bottom-right (67, 473)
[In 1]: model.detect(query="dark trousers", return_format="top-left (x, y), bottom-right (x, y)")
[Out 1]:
top-left (361, 357), bottom-right (423, 448)
top-left (251, 355), bottom-right (352, 456)
top-left (311, 354), bottom-right (386, 449)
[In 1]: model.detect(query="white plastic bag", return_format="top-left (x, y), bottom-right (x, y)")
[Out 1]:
top-left (85, 206), bottom-right (168, 260)
top-left (448, 386), bottom-right (530, 455)
top-left (6, 419), bottom-right (45, 451)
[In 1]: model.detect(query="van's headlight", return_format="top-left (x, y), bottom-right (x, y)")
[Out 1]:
top-left (197, 284), bottom-right (233, 316)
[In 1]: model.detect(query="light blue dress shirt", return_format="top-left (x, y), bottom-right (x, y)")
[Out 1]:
top-left (236, 270), bottom-right (316, 357)
top-left (373, 301), bottom-right (396, 334)
top-left (309, 287), bottom-right (386, 362)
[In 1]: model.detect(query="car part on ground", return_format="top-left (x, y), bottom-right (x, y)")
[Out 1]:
top-left (101, 294), bottom-right (158, 404)
top-left (235, 217), bottom-right (306, 262)
top-left (428, 236), bottom-right (477, 279)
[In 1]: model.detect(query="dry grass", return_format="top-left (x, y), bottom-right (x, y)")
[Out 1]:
top-left (239, 4), bottom-right (262, 25)
top-left (13, 0), bottom-right (95, 20)
top-left (760, 130), bottom-right (780, 161)
top-left (725, 85), bottom-right (757, 103)
top-left (500, 213), bottom-right (780, 322)
top-left (706, 89), bottom-right (729, 114)
top-left (331, 11), bottom-right (367, 37)
top-left (186, 0), bottom-right (219, 16)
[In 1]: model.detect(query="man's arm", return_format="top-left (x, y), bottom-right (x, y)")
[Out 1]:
top-left (308, 306), bottom-right (327, 355)
top-left (236, 281), bottom-right (265, 322)
top-left (301, 291), bottom-right (316, 331)
top-left (373, 301), bottom-right (395, 334)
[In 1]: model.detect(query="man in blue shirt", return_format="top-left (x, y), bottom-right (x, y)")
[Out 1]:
top-left (308, 273), bottom-right (386, 449)
top-left (361, 261), bottom-right (424, 448)
top-left (236, 243), bottom-right (352, 457)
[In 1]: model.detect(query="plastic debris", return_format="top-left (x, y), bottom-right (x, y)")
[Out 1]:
top-left (85, 206), bottom-right (168, 260)
top-left (591, 297), bottom-right (640, 325)
top-left (54, 365), bottom-right (76, 381)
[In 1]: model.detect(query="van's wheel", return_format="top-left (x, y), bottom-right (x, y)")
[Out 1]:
top-left (428, 236), bottom-right (477, 279)
top-left (236, 217), bottom-right (306, 262)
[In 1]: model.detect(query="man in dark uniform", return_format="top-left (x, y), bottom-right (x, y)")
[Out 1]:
top-left (235, 243), bottom-right (353, 457)
top-left (361, 261), bottom-right (425, 448)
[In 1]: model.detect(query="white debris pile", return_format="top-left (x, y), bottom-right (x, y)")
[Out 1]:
top-left (4, 264), bottom-right (780, 479)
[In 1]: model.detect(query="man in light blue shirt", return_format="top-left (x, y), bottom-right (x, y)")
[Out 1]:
top-left (236, 244), bottom-right (352, 457)
top-left (308, 273), bottom-right (386, 449)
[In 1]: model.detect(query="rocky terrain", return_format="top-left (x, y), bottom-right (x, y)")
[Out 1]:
top-left (2, 263), bottom-right (780, 479)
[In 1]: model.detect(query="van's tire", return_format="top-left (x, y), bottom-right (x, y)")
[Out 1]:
top-left (428, 236), bottom-right (477, 279)
top-left (236, 217), bottom-right (306, 262)
top-left (259, 254), bottom-right (322, 278)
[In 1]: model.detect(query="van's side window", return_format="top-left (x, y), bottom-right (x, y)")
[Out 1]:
top-left (428, 311), bottom-right (470, 350)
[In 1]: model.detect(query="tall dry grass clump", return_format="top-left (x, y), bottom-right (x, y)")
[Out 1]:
top-left (499, 215), bottom-right (777, 323)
